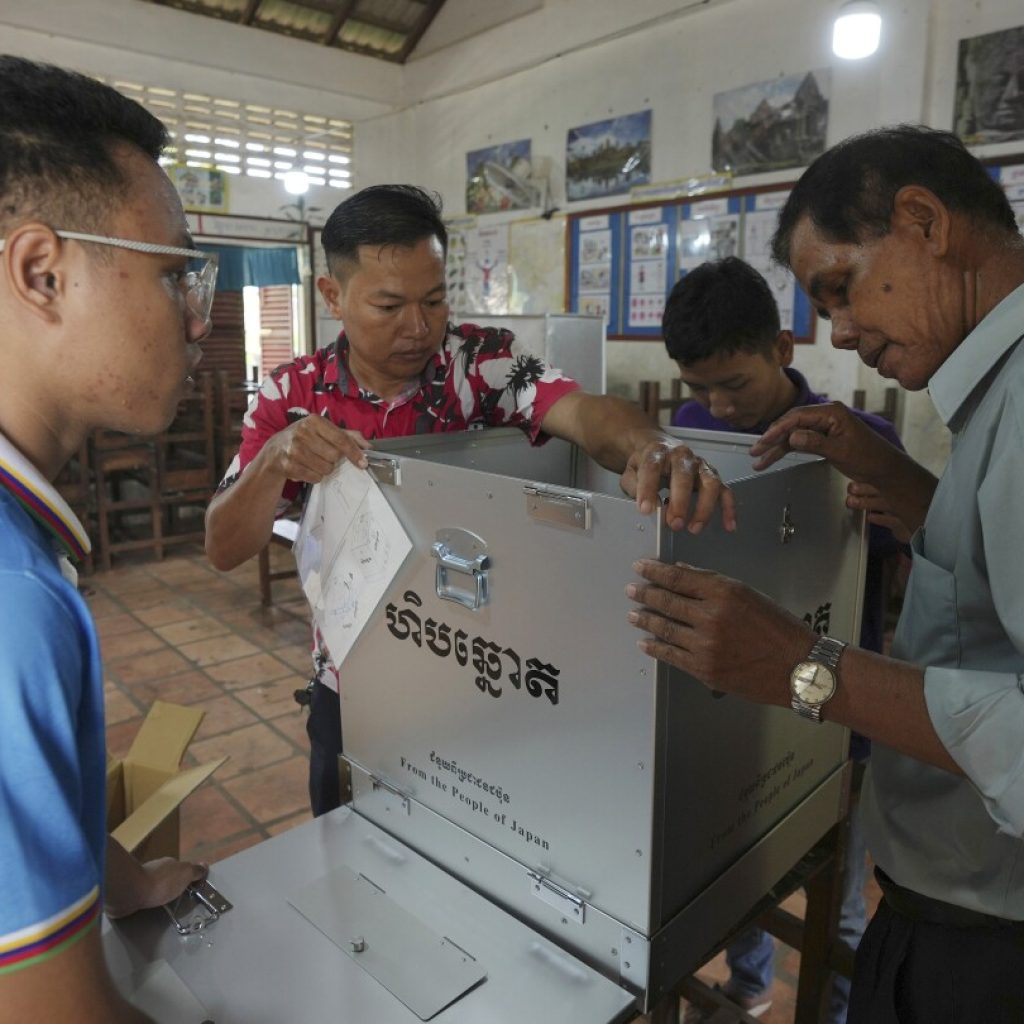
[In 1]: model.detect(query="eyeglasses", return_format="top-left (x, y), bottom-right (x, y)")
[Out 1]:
top-left (0, 229), bottom-right (219, 325)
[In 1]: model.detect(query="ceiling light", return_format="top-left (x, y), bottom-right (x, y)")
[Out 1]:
top-left (283, 170), bottom-right (310, 196)
top-left (832, 1), bottom-right (881, 60)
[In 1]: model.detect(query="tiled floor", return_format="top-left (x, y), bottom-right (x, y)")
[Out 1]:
top-left (87, 542), bottom-right (315, 865)
top-left (87, 546), bottom-right (880, 1023)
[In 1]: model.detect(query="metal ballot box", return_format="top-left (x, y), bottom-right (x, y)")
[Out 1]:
top-left (336, 427), bottom-right (864, 1011)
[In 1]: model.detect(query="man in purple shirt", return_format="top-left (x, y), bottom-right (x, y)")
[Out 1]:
top-left (665, 257), bottom-right (904, 1024)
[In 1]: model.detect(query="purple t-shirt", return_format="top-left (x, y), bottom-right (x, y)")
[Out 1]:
top-left (672, 367), bottom-right (905, 759)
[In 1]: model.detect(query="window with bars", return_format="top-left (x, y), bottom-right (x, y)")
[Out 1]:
top-left (98, 78), bottom-right (353, 189)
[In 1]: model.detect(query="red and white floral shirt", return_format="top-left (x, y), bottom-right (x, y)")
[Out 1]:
top-left (218, 322), bottom-right (579, 690)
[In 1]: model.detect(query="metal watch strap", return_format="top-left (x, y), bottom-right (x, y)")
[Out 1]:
top-left (791, 635), bottom-right (846, 722)
top-left (807, 635), bottom-right (845, 671)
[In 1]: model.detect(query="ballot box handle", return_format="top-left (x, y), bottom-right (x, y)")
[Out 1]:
top-left (432, 533), bottom-right (491, 610)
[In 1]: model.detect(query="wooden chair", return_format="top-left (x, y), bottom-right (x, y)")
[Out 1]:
top-left (215, 370), bottom-right (259, 482)
top-left (91, 375), bottom-right (218, 569)
top-left (258, 518), bottom-right (300, 607)
top-left (53, 438), bottom-right (94, 575)
top-left (638, 378), bottom-right (684, 425)
top-left (157, 372), bottom-right (217, 549)
top-left (662, 766), bottom-right (863, 1024)
top-left (92, 433), bottom-right (162, 571)
top-left (851, 386), bottom-right (899, 424)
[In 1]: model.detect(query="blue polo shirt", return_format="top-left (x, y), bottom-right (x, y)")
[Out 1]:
top-left (0, 433), bottom-right (104, 975)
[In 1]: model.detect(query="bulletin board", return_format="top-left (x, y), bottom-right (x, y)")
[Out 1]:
top-left (567, 182), bottom-right (812, 341)
top-left (569, 153), bottom-right (1024, 342)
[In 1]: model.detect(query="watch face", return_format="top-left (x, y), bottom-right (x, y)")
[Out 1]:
top-left (792, 662), bottom-right (836, 705)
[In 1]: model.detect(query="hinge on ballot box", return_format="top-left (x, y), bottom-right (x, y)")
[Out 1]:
top-left (366, 454), bottom-right (401, 486)
top-left (528, 870), bottom-right (587, 924)
top-left (370, 773), bottom-right (411, 815)
top-left (523, 484), bottom-right (592, 531)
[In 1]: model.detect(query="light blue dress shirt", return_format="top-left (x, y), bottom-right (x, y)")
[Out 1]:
top-left (862, 282), bottom-right (1024, 919)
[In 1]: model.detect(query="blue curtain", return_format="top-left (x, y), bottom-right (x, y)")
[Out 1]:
top-left (200, 244), bottom-right (300, 291)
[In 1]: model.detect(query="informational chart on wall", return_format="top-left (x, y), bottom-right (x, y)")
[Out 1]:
top-left (464, 223), bottom-right (509, 314)
top-left (507, 216), bottom-right (566, 314)
top-left (568, 185), bottom-right (808, 339)
top-left (570, 212), bottom-right (623, 334)
top-left (625, 207), bottom-right (674, 334)
top-left (446, 220), bottom-right (511, 316)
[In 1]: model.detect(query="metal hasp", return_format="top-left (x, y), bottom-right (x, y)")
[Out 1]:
top-left (164, 880), bottom-right (232, 936)
top-left (779, 503), bottom-right (796, 544)
top-left (523, 483), bottom-right (592, 530)
top-left (528, 871), bottom-right (587, 925)
top-left (367, 454), bottom-right (401, 487)
top-left (432, 528), bottom-right (491, 610)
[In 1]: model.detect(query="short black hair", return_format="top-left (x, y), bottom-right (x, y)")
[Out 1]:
top-left (321, 184), bottom-right (447, 278)
top-left (662, 257), bottom-right (781, 364)
top-left (0, 55), bottom-right (169, 237)
top-left (772, 124), bottom-right (1018, 267)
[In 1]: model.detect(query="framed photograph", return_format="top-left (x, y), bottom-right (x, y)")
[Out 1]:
top-left (712, 71), bottom-right (831, 175)
top-left (954, 25), bottom-right (1024, 145)
top-left (170, 165), bottom-right (229, 213)
top-left (466, 139), bottom-right (539, 213)
top-left (566, 110), bottom-right (652, 201)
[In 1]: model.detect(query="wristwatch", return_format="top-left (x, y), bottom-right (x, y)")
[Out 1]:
top-left (790, 635), bottom-right (846, 722)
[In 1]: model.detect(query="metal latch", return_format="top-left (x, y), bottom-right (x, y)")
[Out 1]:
top-left (779, 503), bottom-right (796, 544)
top-left (432, 528), bottom-right (490, 610)
top-left (524, 484), bottom-right (591, 531)
top-left (164, 880), bottom-right (232, 935)
top-left (528, 871), bottom-right (586, 924)
top-left (366, 454), bottom-right (401, 486)
top-left (370, 773), bottom-right (411, 815)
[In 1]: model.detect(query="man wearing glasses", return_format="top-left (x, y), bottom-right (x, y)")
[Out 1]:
top-left (0, 56), bottom-right (215, 1021)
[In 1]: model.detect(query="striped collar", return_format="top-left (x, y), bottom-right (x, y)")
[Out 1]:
top-left (0, 433), bottom-right (90, 564)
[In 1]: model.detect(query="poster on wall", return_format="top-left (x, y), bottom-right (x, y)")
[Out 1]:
top-left (566, 110), bottom-right (652, 201)
top-left (677, 197), bottom-right (740, 277)
top-left (171, 165), bottom-right (229, 213)
top-left (445, 217), bottom-right (474, 314)
top-left (954, 25), bottom-right (1024, 145)
top-left (712, 70), bottom-right (831, 176)
top-left (744, 193), bottom-right (797, 335)
top-left (462, 223), bottom-right (510, 314)
top-left (575, 213), bottom-right (615, 325)
top-left (508, 217), bottom-right (566, 314)
top-left (626, 208), bottom-right (669, 329)
top-left (466, 139), bottom-right (540, 213)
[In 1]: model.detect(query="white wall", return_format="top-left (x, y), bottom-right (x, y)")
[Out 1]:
top-left (5, 0), bottom-right (1024, 470)
top-left (359, 0), bottom-right (1024, 472)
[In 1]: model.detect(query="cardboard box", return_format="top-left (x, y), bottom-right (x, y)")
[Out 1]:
top-left (106, 700), bottom-right (227, 862)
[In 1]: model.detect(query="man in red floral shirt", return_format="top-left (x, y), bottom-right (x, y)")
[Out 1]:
top-left (206, 184), bottom-right (733, 815)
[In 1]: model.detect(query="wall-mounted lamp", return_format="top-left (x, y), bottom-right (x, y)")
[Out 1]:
top-left (832, 1), bottom-right (881, 60)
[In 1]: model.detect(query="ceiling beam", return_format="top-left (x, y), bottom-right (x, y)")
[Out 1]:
top-left (395, 0), bottom-right (446, 64)
top-left (321, 0), bottom-right (359, 45)
top-left (239, 0), bottom-right (261, 26)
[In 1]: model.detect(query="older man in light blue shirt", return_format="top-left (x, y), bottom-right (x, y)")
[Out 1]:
top-left (627, 126), bottom-right (1024, 1024)
top-left (867, 281), bottom-right (1024, 921)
